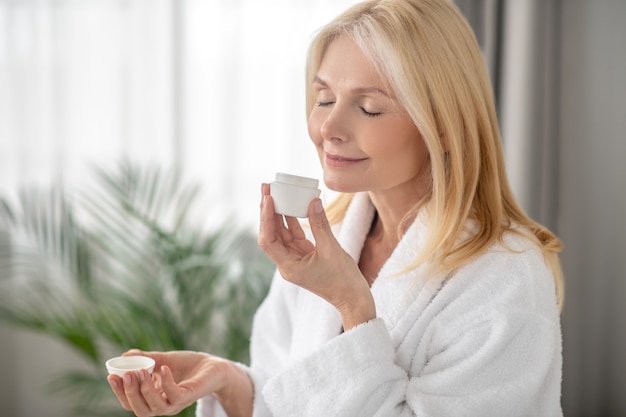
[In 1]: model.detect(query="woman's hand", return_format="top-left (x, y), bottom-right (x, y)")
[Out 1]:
top-left (258, 183), bottom-right (376, 330)
top-left (107, 349), bottom-right (252, 417)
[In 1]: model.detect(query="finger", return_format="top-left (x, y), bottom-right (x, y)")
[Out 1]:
top-left (261, 182), bottom-right (270, 197)
top-left (274, 213), bottom-right (292, 242)
top-left (107, 375), bottom-right (133, 411)
top-left (259, 194), bottom-right (290, 260)
top-left (158, 365), bottom-right (188, 405)
top-left (122, 371), bottom-right (152, 416)
top-left (260, 187), bottom-right (278, 225)
top-left (260, 183), bottom-right (268, 212)
top-left (277, 214), bottom-right (295, 243)
top-left (284, 215), bottom-right (306, 240)
top-left (307, 198), bottom-right (334, 251)
top-left (260, 182), bottom-right (294, 240)
top-left (260, 194), bottom-right (282, 240)
top-left (261, 183), bottom-right (290, 235)
top-left (138, 368), bottom-right (171, 411)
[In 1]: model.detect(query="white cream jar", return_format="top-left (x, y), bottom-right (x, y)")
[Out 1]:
top-left (105, 355), bottom-right (156, 376)
top-left (270, 173), bottom-right (321, 218)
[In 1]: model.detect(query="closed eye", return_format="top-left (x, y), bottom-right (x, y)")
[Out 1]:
top-left (317, 101), bottom-right (381, 117)
top-left (361, 107), bottom-right (382, 117)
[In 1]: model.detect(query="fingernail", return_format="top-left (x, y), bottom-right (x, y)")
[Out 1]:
top-left (161, 366), bottom-right (167, 376)
top-left (109, 378), bottom-right (118, 388)
top-left (124, 373), bottom-right (132, 384)
top-left (314, 199), bottom-right (323, 213)
top-left (138, 370), bottom-right (145, 382)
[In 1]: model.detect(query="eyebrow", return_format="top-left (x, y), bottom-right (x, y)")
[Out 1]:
top-left (313, 75), bottom-right (391, 97)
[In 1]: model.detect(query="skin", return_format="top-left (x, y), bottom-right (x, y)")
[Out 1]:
top-left (107, 35), bottom-right (432, 417)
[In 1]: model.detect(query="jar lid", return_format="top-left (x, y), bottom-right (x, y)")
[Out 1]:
top-left (275, 173), bottom-right (319, 189)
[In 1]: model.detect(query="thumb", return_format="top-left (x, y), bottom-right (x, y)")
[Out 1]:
top-left (308, 198), bottom-right (335, 247)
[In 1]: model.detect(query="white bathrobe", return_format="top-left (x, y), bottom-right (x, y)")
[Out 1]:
top-left (197, 192), bottom-right (563, 417)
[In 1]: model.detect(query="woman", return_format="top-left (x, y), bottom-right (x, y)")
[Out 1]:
top-left (108, 1), bottom-right (564, 416)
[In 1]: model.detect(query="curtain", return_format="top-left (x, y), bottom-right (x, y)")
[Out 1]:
top-left (0, 0), bottom-right (361, 230)
top-left (0, 0), bottom-right (178, 192)
top-left (454, 0), bottom-right (560, 228)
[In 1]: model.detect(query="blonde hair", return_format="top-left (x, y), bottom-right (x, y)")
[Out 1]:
top-left (305, 0), bottom-right (564, 309)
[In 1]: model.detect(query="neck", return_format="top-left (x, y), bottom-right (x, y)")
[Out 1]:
top-left (367, 191), bottom-right (418, 247)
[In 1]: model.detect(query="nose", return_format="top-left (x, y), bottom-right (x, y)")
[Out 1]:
top-left (319, 104), bottom-right (349, 143)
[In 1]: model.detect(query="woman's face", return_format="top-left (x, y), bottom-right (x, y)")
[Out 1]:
top-left (308, 36), bottom-right (430, 198)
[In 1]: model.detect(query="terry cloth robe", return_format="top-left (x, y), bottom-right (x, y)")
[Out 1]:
top-left (196, 192), bottom-right (563, 417)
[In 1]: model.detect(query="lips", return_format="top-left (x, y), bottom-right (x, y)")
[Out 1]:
top-left (325, 152), bottom-right (367, 167)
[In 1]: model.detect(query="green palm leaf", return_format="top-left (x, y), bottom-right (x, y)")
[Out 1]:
top-left (0, 160), bottom-right (273, 417)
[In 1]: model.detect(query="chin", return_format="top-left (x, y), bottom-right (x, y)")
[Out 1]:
top-left (322, 173), bottom-right (364, 194)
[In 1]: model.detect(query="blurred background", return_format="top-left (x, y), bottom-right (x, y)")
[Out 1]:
top-left (0, 0), bottom-right (624, 416)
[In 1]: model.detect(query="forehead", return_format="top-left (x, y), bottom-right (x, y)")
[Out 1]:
top-left (316, 35), bottom-right (391, 92)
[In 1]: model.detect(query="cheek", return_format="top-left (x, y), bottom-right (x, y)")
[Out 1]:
top-left (368, 128), bottom-right (428, 174)
top-left (307, 113), bottom-right (325, 161)
top-left (366, 130), bottom-right (413, 158)
top-left (307, 113), bottom-right (322, 144)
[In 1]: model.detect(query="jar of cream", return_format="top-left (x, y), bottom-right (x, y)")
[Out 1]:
top-left (270, 173), bottom-right (321, 218)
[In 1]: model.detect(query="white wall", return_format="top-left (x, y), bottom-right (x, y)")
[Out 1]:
top-left (0, 326), bottom-right (18, 416)
top-left (1, 328), bottom-right (92, 417)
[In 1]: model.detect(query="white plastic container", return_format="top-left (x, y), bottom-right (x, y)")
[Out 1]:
top-left (270, 173), bottom-right (321, 218)
top-left (105, 355), bottom-right (156, 376)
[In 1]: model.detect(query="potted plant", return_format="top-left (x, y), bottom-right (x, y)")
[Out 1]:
top-left (0, 161), bottom-right (274, 417)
